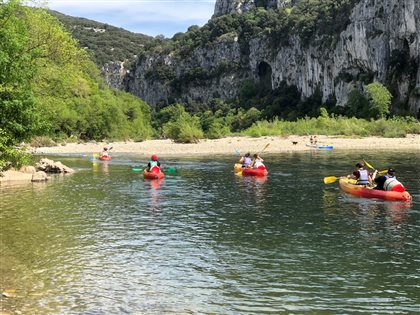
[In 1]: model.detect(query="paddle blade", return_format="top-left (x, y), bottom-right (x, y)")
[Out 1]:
top-left (363, 159), bottom-right (375, 170)
top-left (323, 176), bottom-right (338, 184)
top-left (132, 168), bottom-right (143, 172)
top-left (166, 167), bottom-right (176, 174)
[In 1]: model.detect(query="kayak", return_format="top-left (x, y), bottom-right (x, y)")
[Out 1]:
top-left (143, 167), bottom-right (165, 180)
top-left (242, 167), bottom-right (268, 177)
top-left (99, 155), bottom-right (112, 161)
top-left (234, 163), bottom-right (243, 173)
top-left (339, 177), bottom-right (411, 201)
top-left (306, 144), bottom-right (333, 150)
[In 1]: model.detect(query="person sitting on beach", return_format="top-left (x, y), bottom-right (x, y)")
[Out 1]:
top-left (374, 168), bottom-right (406, 192)
top-left (239, 152), bottom-right (252, 168)
top-left (251, 154), bottom-right (266, 170)
top-left (101, 146), bottom-right (110, 157)
top-left (349, 162), bottom-right (371, 185)
top-left (146, 154), bottom-right (161, 173)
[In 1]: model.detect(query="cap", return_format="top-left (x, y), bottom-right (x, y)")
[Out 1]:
top-left (388, 168), bottom-right (396, 174)
top-left (356, 162), bottom-right (364, 168)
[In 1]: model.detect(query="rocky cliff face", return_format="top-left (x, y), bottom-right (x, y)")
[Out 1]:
top-left (123, 0), bottom-right (420, 115)
top-left (214, 0), bottom-right (298, 16)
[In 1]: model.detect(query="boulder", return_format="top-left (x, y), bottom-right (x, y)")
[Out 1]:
top-left (36, 158), bottom-right (75, 173)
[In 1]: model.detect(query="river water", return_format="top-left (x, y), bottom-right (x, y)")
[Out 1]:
top-left (1, 150), bottom-right (419, 314)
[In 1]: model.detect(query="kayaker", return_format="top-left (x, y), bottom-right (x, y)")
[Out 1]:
top-left (251, 153), bottom-right (266, 170)
top-left (101, 146), bottom-right (110, 158)
top-left (349, 162), bottom-right (371, 185)
top-left (239, 152), bottom-right (252, 168)
top-left (374, 168), bottom-right (406, 192)
top-left (146, 154), bottom-right (161, 172)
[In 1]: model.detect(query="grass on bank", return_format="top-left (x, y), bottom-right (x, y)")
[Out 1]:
top-left (242, 115), bottom-right (420, 138)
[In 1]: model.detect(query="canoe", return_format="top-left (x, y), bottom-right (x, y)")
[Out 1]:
top-left (242, 167), bottom-right (268, 177)
top-left (306, 144), bottom-right (333, 150)
top-left (99, 155), bottom-right (112, 161)
top-left (143, 167), bottom-right (165, 180)
top-left (338, 177), bottom-right (411, 201)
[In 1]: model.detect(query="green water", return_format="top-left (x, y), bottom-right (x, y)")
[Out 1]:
top-left (1, 151), bottom-right (419, 314)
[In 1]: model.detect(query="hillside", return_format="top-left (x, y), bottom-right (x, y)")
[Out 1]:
top-left (49, 10), bottom-right (156, 67)
top-left (122, 0), bottom-right (419, 118)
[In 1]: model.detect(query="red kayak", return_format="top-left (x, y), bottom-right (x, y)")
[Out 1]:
top-left (339, 177), bottom-right (411, 201)
top-left (143, 167), bottom-right (165, 180)
top-left (242, 167), bottom-right (268, 177)
top-left (99, 155), bottom-right (112, 161)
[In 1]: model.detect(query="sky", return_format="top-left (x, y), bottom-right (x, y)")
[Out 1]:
top-left (45, 0), bottom-right (217, 38)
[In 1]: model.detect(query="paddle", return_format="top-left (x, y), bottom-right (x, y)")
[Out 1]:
top-left (258, 143), bottom-right (270, 154)
top-left (132, 166), bottom-right (177, 174)
top-left (363, 159), bottom-right (375, 171)
top-left (324, 170), bottom-right (388, 184)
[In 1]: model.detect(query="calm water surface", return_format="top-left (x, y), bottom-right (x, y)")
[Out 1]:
top-left (1, 150), bottom-right (419, 314)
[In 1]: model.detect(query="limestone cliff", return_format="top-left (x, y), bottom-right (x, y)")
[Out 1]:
top-left (213, 0), bottom-right (297, 16)
top-left (123, 0), bottom-right (420, 115)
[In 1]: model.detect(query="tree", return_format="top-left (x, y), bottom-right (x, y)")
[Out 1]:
top-left (0, 0), bottom-right (45, 170)
top-left (365, 82), bottom-right (392, 118)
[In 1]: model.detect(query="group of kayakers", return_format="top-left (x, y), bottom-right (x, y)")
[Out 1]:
top-left (349, 161), bottom-right (406, 192)
top-left (99, 145), bottom-right (406, 194)
top-left (238, 152), bottom-right (266, 170)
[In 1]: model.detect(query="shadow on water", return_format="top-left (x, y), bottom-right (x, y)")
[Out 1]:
top-left (1, 151), bottom-right (419, 314)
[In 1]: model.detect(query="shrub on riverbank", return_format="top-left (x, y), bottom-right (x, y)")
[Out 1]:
top-left (243, 113), bottom-right (420, 138)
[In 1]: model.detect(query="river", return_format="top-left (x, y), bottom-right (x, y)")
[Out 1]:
top-left (1, 150), bottom-right (419, 314)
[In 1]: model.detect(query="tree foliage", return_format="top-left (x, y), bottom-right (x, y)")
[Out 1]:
top-left (365, 82), bottom-right (392, 118)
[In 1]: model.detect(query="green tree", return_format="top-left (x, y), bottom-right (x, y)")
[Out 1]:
top-left (365, 82), bottom-right (392, 118)
top-left (0, 0), bottom-right (45, 170)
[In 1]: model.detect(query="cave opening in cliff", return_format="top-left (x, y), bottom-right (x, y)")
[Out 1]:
top-left (258, 61), bottom-right (272, 93)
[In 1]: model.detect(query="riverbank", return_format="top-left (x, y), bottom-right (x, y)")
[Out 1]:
top-left (32, 135), bottom-right (420, 156)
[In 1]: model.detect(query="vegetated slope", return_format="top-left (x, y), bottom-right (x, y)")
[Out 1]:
top-left (49, 10), bottom-right (156, 67)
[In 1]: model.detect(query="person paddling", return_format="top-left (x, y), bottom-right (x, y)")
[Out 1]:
top-left (146, 154), bottom-right (161, 173)
top-left (251, 153), bottom-right (266, 170)
top-left (101, 146), bottom-right (110, 158)
top-left (349, 162), bottom-right (371, 185)
top-left (239, 152), bottom-right (252, 168)
top-left (374, 168), bottom-right (406, 192)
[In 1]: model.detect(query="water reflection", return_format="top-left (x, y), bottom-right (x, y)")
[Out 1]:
top-left (1, 151), bottom-right (419, 314)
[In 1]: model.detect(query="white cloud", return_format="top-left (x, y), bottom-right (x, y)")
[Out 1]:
top-left (46, 0), bottom-right (216, 37)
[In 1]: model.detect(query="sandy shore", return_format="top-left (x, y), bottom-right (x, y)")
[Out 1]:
top-left (32, 135), bottom-right (420, 157)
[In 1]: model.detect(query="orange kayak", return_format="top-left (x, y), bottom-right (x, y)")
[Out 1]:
top-left (143, 167), bottom-right (165, 180)
top-left (99, 155), bottom-right (112, 161)
top-left (339, 177), bottom-right (411, 201)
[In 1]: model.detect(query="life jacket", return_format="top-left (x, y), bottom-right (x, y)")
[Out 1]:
top-left (384, 178), bottom-right (405, 192)
top-left (149, 160), bottom-right (159, 172)
top-left (253, 159), bottom-right (265, 170)
top-left (357, 169), bottom-right (369, 185)
top-left (242, 156), bottom-right (252, 167)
